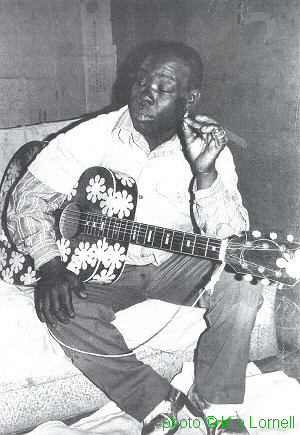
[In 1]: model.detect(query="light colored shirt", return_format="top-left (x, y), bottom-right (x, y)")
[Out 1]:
top-left (7, 106), bottom-right (249, 269)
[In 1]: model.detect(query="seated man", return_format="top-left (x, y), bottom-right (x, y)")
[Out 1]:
top-left (7, 41), bottom-right (261, 435)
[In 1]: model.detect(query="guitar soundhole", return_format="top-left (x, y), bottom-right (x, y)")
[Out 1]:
top-left (59, 203), bottom-right (82, 240)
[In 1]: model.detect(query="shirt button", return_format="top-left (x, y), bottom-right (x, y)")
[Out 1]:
top-left (139, 194), bottom-right (144, 199)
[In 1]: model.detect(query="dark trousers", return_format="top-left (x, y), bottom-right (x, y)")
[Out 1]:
top-left (50, 254), bottom-right (263, 422)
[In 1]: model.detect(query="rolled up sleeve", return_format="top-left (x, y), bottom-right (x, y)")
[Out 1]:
top-left (7, 171), bottom-right (66, 269)
top-left (193, 147), bottom-right (249, 239)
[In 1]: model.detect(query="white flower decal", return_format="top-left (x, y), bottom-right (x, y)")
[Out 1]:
top-left (67, 182), bottom-right (78, 201)
top-left (86, 175), bottom-right (106, 203)
top-left (90, 239), bottom-right (111, 268)
top-left (69, 241), bottom-right (93, 271)
top-left (2, 267), bottom-right (13, 284)
top-left (6, 160), bottom-right (21, 183)
top-left (0, 229), bottom-right (11, 248)
top-left (99, 188), bottom-right (116, 216)
top-left (93, 267), bottom-right (116, 284)
top-left (106, 242), bottom-right (126, 270)
top-left (66, 261), bottom-right (80, 275)
top-left (115, 190), bottom-right (134, 219)
top-left (0, 247), bottom-right (7, 271)
top-left (115, 172), bottom-right (135, 187)
top-left (20, 266), bottom-right (36, 285)
top-left (9, 251), bottom-right (25, 273)
top-left (57, 237), bottom-right (71, 262)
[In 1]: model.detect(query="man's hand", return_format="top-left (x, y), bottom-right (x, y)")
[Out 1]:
top-left (182, 114), bottom-right (228, 189)
top-left (34, 257), bottom-right (87, 327)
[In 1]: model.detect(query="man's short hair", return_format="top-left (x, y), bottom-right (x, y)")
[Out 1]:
top-left (134, 40), bottom-right (204, 90)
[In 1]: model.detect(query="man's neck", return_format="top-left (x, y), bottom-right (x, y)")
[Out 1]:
top-left (143, 129), bottom-right (176, 152)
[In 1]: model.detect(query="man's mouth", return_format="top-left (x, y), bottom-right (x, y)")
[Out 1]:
top-left (130, 103), bottom-right (155, 121)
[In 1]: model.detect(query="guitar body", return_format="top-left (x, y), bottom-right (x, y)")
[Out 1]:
top-left (56, 167), bottom-right (137, 284)
top-left (1, 167), bottom-right (137, 286)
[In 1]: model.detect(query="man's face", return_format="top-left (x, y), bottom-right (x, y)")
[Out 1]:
top-left (129, 54), bottom-right (191, 138)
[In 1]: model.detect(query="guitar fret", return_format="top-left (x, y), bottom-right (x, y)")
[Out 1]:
top-left (204, 238), bottom-right (209, 257)
top-left (80, 212), bottom-right (221, 260)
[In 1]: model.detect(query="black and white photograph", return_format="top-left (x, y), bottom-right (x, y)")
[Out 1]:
top-left (0, 1), bottom-right (299, 434)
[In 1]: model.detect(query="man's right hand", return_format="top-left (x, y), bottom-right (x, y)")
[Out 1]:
top-left (34, 257), bottom-right (87, 327)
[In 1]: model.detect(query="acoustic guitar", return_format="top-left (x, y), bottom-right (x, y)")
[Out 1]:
top-left (1, 167), bottom-right (299, 288)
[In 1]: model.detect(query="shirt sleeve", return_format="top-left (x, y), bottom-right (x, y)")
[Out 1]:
top-left (192, 146), bottom-right (249, 239)
top-left (6, 170), bottom-right (66, 269)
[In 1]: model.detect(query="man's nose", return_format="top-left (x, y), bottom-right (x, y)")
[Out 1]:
top-left (138, 84), bottom-right (155, 105)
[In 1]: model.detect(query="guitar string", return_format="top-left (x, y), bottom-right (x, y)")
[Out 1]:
top-left (225, 253), bottom-right (291, 278)
top-left (61, 214), bottom-right (300, 253)
top-left (58, 208), bottom-right (223, 247)
top-left (60, 211), bottom-right (222, 247)
top-left (59, 212), bottom-right (223, 249)
top-left (59, 215), bottom-right (223, 253)
top-left (60, 211), bottom-right (300, 250)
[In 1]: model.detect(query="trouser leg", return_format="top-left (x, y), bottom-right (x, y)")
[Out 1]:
top-left (49, 255), bottom-right (213, 421)
top-left (49, 266), bottom-right (171, 422)
top-left (194, 268), bottom-right (264, 404)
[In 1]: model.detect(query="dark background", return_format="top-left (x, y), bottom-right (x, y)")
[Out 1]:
top-left (111, 0), bottom-right (300, 241)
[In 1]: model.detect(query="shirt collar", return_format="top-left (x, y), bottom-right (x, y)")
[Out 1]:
top-left (112, 106), bottom-right (182, 157)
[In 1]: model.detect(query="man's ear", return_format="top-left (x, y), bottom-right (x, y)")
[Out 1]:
top-left (186, 89), bottom-right (200, 109)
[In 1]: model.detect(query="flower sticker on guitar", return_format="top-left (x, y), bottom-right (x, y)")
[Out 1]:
top-left (20, 266), bottom-right (36, 285)
top-left (115, 190), bottom-right (134, 219)
top-left (2, 267), bottom-right (13, 284)
top-left (9, 251), bottom-right (25, 273)
top-left (68, 241), bottom-right (94, 273)
top-left (93, 267), bottom-right (116, 284)
top-left (57, 237), bottom-right (71, 262)
top-left (0, 229), bottom-right (11, 248)
top-left (67, 181), bottom-right (78, 201)
top-left (86, 175), bottom-right (106, 203)
top-left (0, 247), bottom-right (7, 271)
top-left (106, 243), bottom-right (126, 269)
top-left (115, 172), bottom-right (135, 187)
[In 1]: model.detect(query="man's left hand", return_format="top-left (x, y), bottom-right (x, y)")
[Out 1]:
top-left (182, 114), bottom-right (228, 177)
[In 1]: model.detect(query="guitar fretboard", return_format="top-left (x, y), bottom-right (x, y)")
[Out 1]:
top-left (81, 212), bottom-right (222, 261)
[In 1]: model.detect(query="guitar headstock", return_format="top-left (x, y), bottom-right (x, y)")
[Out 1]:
top-left (225, 231), bottom-right (300, 288)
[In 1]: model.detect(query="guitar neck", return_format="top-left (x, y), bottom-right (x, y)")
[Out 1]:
top-left (83, 213), bottom-right (225, 261)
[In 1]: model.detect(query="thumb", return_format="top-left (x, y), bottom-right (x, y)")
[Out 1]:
top-left (68, 272), bottom-right (88, 298)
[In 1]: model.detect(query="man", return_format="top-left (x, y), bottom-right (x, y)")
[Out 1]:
top-left (7, 41), bottom-right (261, 434)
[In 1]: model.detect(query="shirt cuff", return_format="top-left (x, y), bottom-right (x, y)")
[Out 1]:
top-left (193, 174), bottom-right (225, 205)
top-left (28, 239), bottom-right (61, 270)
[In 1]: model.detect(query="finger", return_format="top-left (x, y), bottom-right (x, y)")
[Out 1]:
top-left (182, 121), bottom-right (196, 146)
top-left (50, 292), bottom-right (70, 324)
top-left (184, 116), bottom-right (203, 131)
top-left (194, 114), bottom-right (219, 125)
top-left (43, 296), bottom-right (57, 327)
top-left (73, 280), bottom-right (88, 299)
top-left (60, 287), bottom-right (75, 318)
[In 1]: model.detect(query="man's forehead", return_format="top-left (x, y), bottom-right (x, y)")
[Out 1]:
top-left (139, 54), bottom-right (190, 83)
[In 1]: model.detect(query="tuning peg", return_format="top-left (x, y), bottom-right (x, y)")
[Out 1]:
top-left (261, 278), bottom-right (270, 286)
top-left (252, 230), bottom-right (261, 238)
top-left (243, 274), bottom-right (253, 281)
top-left (287, 234), bottom-right (294, 242)
top-left (269, 232), bottom-right (277, 240)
